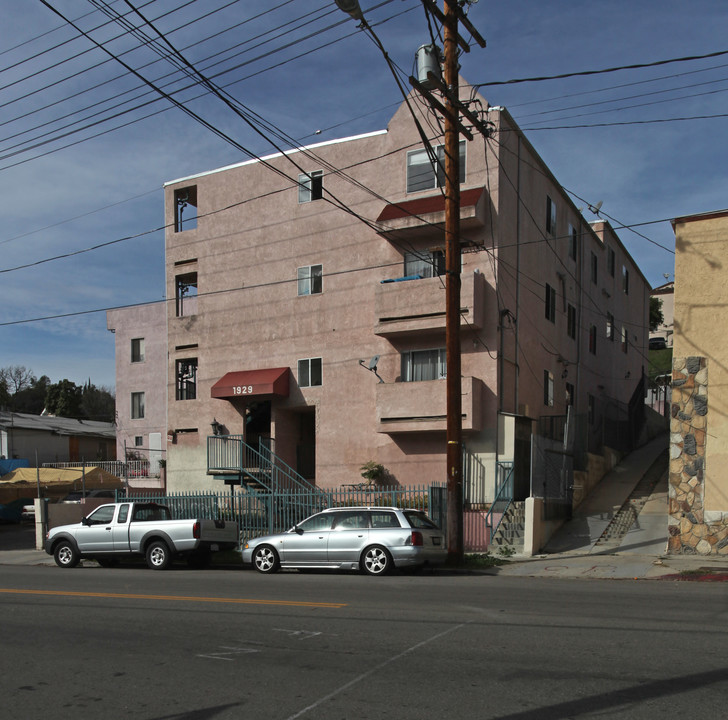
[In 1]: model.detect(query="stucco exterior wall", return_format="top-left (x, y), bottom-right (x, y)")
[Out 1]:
top-left (158, 82), bottom-right (650, 496)
top-left (669, 212), bottom-right (728, 554)
top-left (107, 303), bottom-right (167, 471)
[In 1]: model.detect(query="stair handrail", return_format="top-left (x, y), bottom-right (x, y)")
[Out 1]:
top-left (484, 461), bottom-right (515, 543)
top-left (207, 434), bottom-right (320, 494)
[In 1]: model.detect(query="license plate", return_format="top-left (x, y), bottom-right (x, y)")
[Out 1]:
top-left (211, 543), bottom-right (219, 552)
top-left (432, 537), bottom-right (441, 545)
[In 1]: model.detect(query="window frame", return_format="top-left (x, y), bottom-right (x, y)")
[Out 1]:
top-left (567, 304), bottom-right (577, 340)
top-left (175, 272), bottom-right (198, 318)
top-left (543, 370), bottom-right (554, 407)
top-left (545, 283), bottom-right (556, 323)
top-left (297, 264), bottom-right (323, 296)
top-left (406, 141), bottom-right (466, 193)
top-left (568, 223), bottom-right (578, 260)
top-left (589, 324), bottom-right (597, 355)
top-left (546, 196), bottom-right (557, 236)
top-left (175, 357), bottom-right (198, 401)
top-left (298, 357), bottom-right (322, 388)
top-left (131, 391), bottom-right (145, 420)
top-left (131, 337), bottom-right (145, 363)
top-left (401, 347), bottom-right (447, 382)
top-left (590, 252), bottom-right (598, 284)
top-left (174, 186), bottom-right (197, 232)
top-left (298, 170), bottom-right (324, 203)
top-left (403, 249), bottom-right (445, 278)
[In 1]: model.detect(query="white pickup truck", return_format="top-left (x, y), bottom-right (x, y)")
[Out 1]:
top-left (45, 501), bottom-right (238, 570)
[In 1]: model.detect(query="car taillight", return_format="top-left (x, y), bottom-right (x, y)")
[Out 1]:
top-left (411, 531), bottom-right (423, 547)
top-left (193, 521), bottom-right (200, 539)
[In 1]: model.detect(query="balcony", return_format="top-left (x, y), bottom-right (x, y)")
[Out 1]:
top-left (376, 187), bottom-right (487, 240)
top-left (375, 270), bottom-right (484, 337)
top-left (376, 376), bottom-right (484, 434)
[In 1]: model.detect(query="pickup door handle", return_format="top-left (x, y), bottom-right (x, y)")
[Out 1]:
top-left (106, 527), bottom-right (112, 531)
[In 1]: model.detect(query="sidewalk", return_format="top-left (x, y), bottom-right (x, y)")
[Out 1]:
top-left (489, 435), bottom-right (728, 581)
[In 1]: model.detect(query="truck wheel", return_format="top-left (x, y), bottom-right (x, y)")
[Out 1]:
top-left (54, 541), bottom-right (80, 568)
top-left (146, 541), bottom-right (172, 570)
top-left (253, 545), bottom-right (280, 574)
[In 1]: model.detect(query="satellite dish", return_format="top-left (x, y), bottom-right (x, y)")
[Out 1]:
top-left (368, 355), bottom-right (380, 370)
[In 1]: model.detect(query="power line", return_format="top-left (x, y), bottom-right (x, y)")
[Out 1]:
top-left (474, 48), bottom-right (728, 88)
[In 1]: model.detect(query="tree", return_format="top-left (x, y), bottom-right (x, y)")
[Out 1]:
top-left (649, 297), bottom-right (664, 332)
top-left (0, 365), bottom-right (35, 394)
top-left (11, 375), bottom-right (51, 414)
top-left (44, 379), bottom-right (83, 418)
top-left (80, 381), bottom-right (116, 423)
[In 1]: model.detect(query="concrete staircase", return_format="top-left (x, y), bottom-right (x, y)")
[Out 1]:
top-left (592, 452), bottom-right (668, 552)
top-left (490, 501), bottom-right (525, 552)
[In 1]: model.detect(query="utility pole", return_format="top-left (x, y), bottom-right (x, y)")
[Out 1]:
top-left (335, 0), bottom-right (486, 562)
top-left (442, 0), bottom-right (463, 564)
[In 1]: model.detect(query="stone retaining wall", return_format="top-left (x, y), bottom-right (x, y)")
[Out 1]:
top-left (668, 357), bottom-right (728, 555)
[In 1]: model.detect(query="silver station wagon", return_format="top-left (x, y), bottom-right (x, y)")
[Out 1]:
top-left (242, 506), bottom-right (447, 576)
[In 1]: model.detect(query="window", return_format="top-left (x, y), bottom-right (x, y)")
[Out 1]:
top-left (623, 266), bottom-right (630, 295)
top-left (588, 393), bottom-right (595, 425)
top-left (131, 392), bottom-right (145, 419)
top-left (608, 246), bottom-right (616, 277)
top-left (606, 312), bottom-right (614, 341)
top-left (401, 348), bottom-right (446, 382)
top-left (546, 196), bottom-right (557, 235)
top-left (134, 436), bottom-right (143, 447)
top-left (545, 283), bottom-right (556, 323)
top-left (406, 141), bottom-right (466, 193)
top-left (567, 304), bottom-right (577, 340)
top-left (565, 382), bottom-right (574, 406)
top-left (298, 358), bottom-right (322, 387)
top-left (176, 272), bottom-right (198, 317)
top-left (298, 170), bottom-right (323, 203)
top-left (297, 265), bottom-right (322, 296)
top-left (131, 338), bottom-right (145, 363)
top-left (568, 223), bottom-right (578, 260)
top-left (404, 249), bottom-right (445, 278)
top-left (544, 370), bottom-right (554, 407)
top-left (176, 358), bottom-right (197, 400)
top-left (589, 324), bottom-right (597, 355)
top-left (621, 327), bottom-right (629, 354)
top-left (174, 186), bottom-right (197, 232)
top-left (591, 252), bottom-right (598, 284)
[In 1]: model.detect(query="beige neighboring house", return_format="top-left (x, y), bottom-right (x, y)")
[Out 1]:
top-left (159, 74), bottom-right (650, 554)
top-left (107, 302), bottom-right (167, 487)
top-left (670, 209), bottom-right (728, 555)
top-left (650, 280), bottom-right (674, 346)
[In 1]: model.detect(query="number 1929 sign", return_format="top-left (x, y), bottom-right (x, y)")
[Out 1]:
top-left (233, 385), bottom-right (254, 395)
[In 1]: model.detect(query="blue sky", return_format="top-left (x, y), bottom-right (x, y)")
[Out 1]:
top-left (1, 0), bottom-right (725, 391)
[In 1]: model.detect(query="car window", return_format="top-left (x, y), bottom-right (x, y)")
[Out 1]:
top-left (297, 514), bottom-right (335, 532)
top-left (86, 505), bottom-right (116, 525)
top-left (118, 504), bottom-right (130, 523)
top-left (370, 512), bottom-right (401, 529)
top-left (132, 505), bottom-right (170, 522)
top-left (403, 510), bottom-right (439, 529)
top-left (333, 512), bottom-right (369, 530)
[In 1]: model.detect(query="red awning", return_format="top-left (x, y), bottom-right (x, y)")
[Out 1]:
top-left (211, 367), bottom-right (290, 400)
top-left (376, 187), bottom-right (484, 223)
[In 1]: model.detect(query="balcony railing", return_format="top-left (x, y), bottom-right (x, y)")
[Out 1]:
top-left (376, 376), bottom-right (484, 433)
top-left (374, 270), bottom-right (484, 336)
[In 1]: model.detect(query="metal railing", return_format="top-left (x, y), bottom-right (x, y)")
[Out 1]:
top-left (43, 460), bottom-right (160, 478)
top-left (483, 461), bottom-right (514, 543)
top-left (120, 483), bottom-right (445, 543)
top-left (207, 435), bottom-right (318, 494)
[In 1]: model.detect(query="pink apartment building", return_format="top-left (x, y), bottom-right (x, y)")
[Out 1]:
top-left (160, 82), bottom-right (649, 509)
top-left (107, 302), bottom-right (167, 487)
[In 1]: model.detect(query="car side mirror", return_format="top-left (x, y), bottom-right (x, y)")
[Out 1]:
top-left (81, 517), bottom-right (92, 526)
top-left (295, 526), bottom-right (304, 535)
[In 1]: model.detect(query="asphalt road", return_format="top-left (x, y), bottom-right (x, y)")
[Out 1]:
top-left (2, 564), bottom-right (727, 720)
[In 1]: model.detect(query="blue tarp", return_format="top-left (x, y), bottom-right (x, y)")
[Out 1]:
top-left (0, 459), bottom-right (29, 477)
